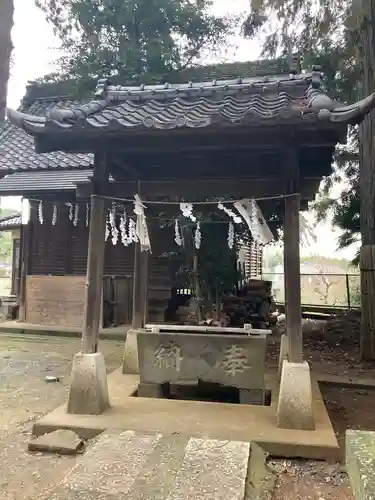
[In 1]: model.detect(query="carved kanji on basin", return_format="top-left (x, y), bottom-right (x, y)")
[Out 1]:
top-left (137, 332), bottom-right (267, 393)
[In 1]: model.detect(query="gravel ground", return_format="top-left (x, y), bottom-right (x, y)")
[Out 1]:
top-left (0, 334), bottom-right (124, 499)
top-left (0, 332), bottom-right (372, 499)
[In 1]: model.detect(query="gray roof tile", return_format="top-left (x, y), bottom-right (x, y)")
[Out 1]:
top-left (0, 98), bottom-right (93, 172)
top-left (9, 70), bottom-right (375, 136)
top-left (0, 169), bottom-right (96, 195)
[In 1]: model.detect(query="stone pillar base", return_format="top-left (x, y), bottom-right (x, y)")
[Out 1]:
top-left (278, 334), bottom-right (289, 381)
top-left (277, 360), bottom-right (315, 430)
top-left (67, 353), bottom-right (110, 415)
top-left (122, 329), bottom-right (140, 375)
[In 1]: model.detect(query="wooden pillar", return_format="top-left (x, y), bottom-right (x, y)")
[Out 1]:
top-left (283, 233), bottom-right (288, 331)
top-left (18, 223), bottom-right (29, 322)
top-left (132, 242), bottom-right (149, 329)
top-left (142, 251), bottom-right (149, 325)
top-left (284, 194), bottom-right (303, 363)
top-left (80, 153), bottom-right (108, 354)
top-left (18, 201), bottom-right (33, 322)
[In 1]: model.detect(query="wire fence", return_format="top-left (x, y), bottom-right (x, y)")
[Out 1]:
top-left (262, 273), bottom-right (361, 309)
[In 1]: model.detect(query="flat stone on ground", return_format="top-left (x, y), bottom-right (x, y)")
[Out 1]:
top-left (50, 430), bottom-right (250, 499)
top-left (28, 429), bottom-right (84, 455)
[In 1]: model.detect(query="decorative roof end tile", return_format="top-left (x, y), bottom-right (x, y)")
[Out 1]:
top-left (95, 78), bottom-right (111, 99)
top-left (311, 66), bottom-right (323, 89)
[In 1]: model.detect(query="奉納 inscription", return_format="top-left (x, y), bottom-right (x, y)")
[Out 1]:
top-left (153, 341), bottom-right (183, 372)
top-left (215, 344), bottom-right (250, 376)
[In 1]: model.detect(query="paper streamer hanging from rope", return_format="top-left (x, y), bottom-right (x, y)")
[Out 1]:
top-left (52, 204), bottom-right (57, 226)
top-left (127, 218), bottom-right (138, 243)
top-left (218, 202), bottom-right (242, 224)
top-left (227, 221), bottom-right (235, 249)
top-left (174, 219), bottom-right (183, 246)
top-left (109, 204), bottom-right (119, 245)
top-left (66, 202), bottom-right (73, 221)
top-left (234, 199), bottom-right (273, 245)
top-left (73, 204), bottom-right (79, 227)
top-left (105, 211), bottom-right (110, 241)
top-left (180, 202), bottom-right (196, 222)
top-left (134, 194), bottom-right (151, 252)
top-left (194, 221), bottom-right (201, 249)
top-left (85, 203), bottom-right (89, 227)
top-left (120, 208), bottom-right (129, 246)
top-left (38, 201), bottom-right (43, 224)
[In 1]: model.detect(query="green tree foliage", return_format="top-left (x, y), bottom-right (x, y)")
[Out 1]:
top-left (0, 0), bottom-right (14, 121)
top-left (34, 0), bottom-right (244, 302)
top-left (243, 0), bottom-right (361, 259)
top-left (161, 211), bottom-right (250, 307)
top-left (244, 0), bottom-right (375, 359)
top-left (35, 0), bottom-right (234, 87)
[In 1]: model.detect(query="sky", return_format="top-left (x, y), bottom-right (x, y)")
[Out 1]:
top-left (2, 0), bottom-right (358, 261)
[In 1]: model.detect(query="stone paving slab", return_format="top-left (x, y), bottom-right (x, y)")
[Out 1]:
top-left (50, 430), bottom-right (250, 500)
top-left (346, 429), bottom-right (375, 500)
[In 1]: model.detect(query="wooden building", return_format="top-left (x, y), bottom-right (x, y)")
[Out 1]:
top-left (6, 59), bottom-right (375, 345)
top-left (6, 56), bottom-right (375, 427)
top-left (0, 67), bottom-right (264, 329)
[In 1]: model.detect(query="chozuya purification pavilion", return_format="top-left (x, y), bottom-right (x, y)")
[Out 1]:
top-left (7, 62), bottom-right (375, 436)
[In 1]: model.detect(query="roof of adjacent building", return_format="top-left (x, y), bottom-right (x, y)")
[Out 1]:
top-left (0, 213), bottom-right (21, 230)
top-left (0, 97), bottom-right (93, 172)
top-left (0, 169), bottom-right (100, 195)
top-left (7, 66), bottom-right (375, 147)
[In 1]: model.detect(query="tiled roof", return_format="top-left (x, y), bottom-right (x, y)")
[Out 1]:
top-left (0, 169), bottom-right (98, 195)
top-left (0, 213), bottom-right (21, 229)
top-left (0, 98), bottom-right (93, 172)
top-left (0, 57), bottom-right (300, 172)
top-left (8, 69), bottom-right (375, 138)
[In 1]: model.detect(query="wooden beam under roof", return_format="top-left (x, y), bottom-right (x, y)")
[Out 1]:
top-left (75, 176), bottom-right (321, 203)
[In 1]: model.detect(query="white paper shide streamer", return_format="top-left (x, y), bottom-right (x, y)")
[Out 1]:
top-left (38, 201), bottom-right (43, 224)
top-left (128, 218), bottom-right (137, 243)
top-left (110, 204), bottom-right (119, 245)
top-left (105, 211), bottom-right (110, 241)
top-left (120, 208), bottom-right (129, 246)
top-left (174, 219), bottom-right (182, 246)
top-left (194, 221), bottom-right (201, 249)
top-left (73, 204), bottom-right (79, 227)
top-left (227, 221), bottom-right (235, 249)
top-left (218, 202), bottom-right (242, 224)
top-left (234, 199), bottom-right (273, 245)
top-left (85, 203), bottom-right (89, 227)
top-left (180, 202), bottom-right (196, 222)
top-left (134, 195), bottom-right (151, 252)
top-left (52, 204), bottom-right (57, 226)
top-left (67, 203), bottom-right (73, 221)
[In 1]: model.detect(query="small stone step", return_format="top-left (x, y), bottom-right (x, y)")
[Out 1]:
top-left (49, 430), bottom-right (250, 499)
top-left (28, 429), bottom-right (84, 455)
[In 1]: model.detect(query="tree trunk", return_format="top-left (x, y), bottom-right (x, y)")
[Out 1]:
top-left (355, 0), bottom-right (375, 360)
top-left (0, 0), bottom-right (14, 122)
